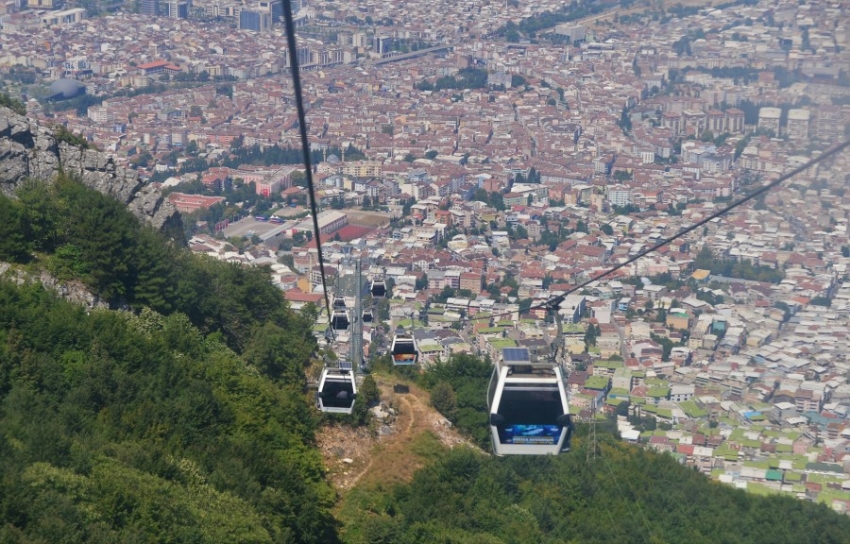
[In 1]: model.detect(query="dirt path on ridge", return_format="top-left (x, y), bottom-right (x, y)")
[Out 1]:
top-left (317, 375), bottom-right (479, 494)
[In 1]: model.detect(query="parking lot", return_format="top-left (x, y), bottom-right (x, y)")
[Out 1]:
top-left (223, 216), bottom-right (285, 239)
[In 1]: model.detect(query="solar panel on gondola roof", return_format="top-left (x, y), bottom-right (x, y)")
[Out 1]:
top-left (338, 360), bottom-right (353, 371)
top-left (502, 347), bottom-right (531, 363)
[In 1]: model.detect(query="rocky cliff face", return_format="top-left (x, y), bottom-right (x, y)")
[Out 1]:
top-left (0, 262), bottom-right (119, 310)
top-left (0, 106), bottom-right (180, 232)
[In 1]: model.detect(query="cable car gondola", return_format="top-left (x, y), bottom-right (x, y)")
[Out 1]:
top-left (362, 309), bottom-right (373, 323)
top-left (331, 298), bottom-right (350, 331)
top-left (316, 360), bottom-right (357, 414)
top-left (331, 309), bottom-right (350, 331)
top-left (487, 347), bottom-right (573, 456)
top-left (370, 277), bottom-right (386, 299)
top-left (390, 329), bottom-right (418, 365)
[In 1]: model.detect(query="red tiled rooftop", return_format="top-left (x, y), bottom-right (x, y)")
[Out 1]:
top-left (677, 444), bottom-right (695, 455)
top-left (334, 224), bottom-right (374, 241)
top-left (138, 60), bottom-right (169, 70)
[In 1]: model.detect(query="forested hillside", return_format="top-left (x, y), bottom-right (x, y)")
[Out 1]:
top-left (0, 174), bottom-right (311, 354)
top-left (0, 175), bottom-right (338, 542)
top-left (339, 436), bottom-right (850, 544)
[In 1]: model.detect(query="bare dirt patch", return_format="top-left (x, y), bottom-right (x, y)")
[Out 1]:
top-left (316, 374), bottom-right (479, 494)
top-left (344, 210), bottom-right (391, 228)
top-left (316, 424), bottom-right (375, 492)
top-left (272, 205), bottom-right (308, 218)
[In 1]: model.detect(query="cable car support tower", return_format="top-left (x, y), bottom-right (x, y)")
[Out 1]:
top-left (349, 256), bottom-right (365, 373)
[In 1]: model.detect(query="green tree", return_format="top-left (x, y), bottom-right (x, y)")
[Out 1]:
top-left (0, 92), bottom-right (26, 114)
top-left (774, 301), bottom-right (792, 321)
top-left (0, 193), bottom-right (30, 261)
top-left (359, 374), bottom-right (380, 407)
top-left (651, 333), bottom-right (678, 361)
top-left (243, 322), bottom-right (313, 384)
top-left (50, 175), bottom-right (138, 299)
top-left (419, 354), bottom-right (492, 449)
top-left (130, 227), bottom-right (178, 313)
top-left (52, 124), bottom-right (93, 149)
top-left (430, 381), bottom-right (458, 421)
top-left (415, 274), bottom-right (429, 291)
top-left (584, 323), bottom-right (598, 347)
top-left (618, 106), bottom-right (633, 133)
top-left (513, 224), bottom-right (529, 240)
top-left (17, 179), bottom-right (59, 252)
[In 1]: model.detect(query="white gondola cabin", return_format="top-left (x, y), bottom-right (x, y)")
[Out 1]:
top-left (390, 330), bottom-right (418, 365)
top-left (487, 347), bottom-right (573, 456)
top-left (362, 309), bottom-right (373, 323)
top-left (370, 277), bottom-right (386, 299)
top-left (316, 360), bottom-right (357, 414)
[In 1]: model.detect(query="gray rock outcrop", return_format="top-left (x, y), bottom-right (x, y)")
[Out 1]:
top-left (0, 262), bottom-right (116, 310)
top-left (0, 106), bottom-right (180, 231)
